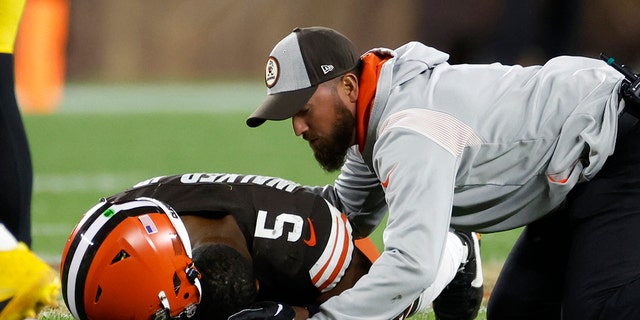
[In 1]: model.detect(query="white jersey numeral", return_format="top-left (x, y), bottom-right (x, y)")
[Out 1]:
top-left (254, 210), bottom-right (303, 242)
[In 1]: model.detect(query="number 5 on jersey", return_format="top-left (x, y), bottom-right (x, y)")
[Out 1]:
top-left (254, 210), bottom-right (304, 242)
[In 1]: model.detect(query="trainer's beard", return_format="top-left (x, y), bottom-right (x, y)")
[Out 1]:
top-left (312, 101), bottom-right (355, 172)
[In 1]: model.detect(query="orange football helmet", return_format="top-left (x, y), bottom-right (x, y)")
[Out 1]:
top-left (60, 197), bottom-right (201, 320)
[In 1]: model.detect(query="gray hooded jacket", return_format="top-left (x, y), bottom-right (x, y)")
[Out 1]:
top-left (309, 42), bottom-right (625, 319)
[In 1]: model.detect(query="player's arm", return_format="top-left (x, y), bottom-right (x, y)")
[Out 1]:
top-left (308, 136), bottom-right (465, 320)
top-left (305, 147), bottom-right (388, 238)
top-left (312, 129), bottom-right (458, 319)
top-left (315, 240), bottom-right (374, 304)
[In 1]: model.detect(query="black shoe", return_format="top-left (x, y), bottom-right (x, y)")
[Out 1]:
top-left (432, 231), bottom-right (483, 320)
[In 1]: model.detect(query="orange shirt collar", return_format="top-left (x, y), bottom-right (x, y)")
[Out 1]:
top-left (356, 52), bottom-right (390, 152)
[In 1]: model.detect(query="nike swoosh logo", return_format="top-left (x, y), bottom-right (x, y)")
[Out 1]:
top-left (381, 176), bottom-right (390, 188)
top-left (274, 304), bottom-right (284, 315)
top-left (381, 166), bottom-right (396, 188)
top-left (304, 218), bottom-right (317, 247)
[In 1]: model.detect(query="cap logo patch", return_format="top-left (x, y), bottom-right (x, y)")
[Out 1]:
top-left (321, 64), bottom-right (334, 74)
top-left (265, 57), bottom-right (280, 88)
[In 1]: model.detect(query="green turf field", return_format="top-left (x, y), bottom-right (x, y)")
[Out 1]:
top-left (24, 82), bottom-right (521, 319)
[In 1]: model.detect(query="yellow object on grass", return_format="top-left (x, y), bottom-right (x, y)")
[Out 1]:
top-left (0, 242), bottom-right (60, 320)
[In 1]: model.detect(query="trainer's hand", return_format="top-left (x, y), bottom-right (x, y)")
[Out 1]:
top-left (228, 301), bottom-right (296, 320)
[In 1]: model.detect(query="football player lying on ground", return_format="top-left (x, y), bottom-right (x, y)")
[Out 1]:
top-left (61, 173), bottom-right (482, 320)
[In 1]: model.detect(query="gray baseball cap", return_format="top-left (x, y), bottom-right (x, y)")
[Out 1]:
top-left (246, 27), bottom-right (359, 128)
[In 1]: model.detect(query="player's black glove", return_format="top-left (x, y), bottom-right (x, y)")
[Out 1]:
top-left (227, 301), bottom-right (295, 320)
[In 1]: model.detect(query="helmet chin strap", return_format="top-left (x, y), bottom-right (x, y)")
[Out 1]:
top-left (154, 290), bottom-right (198, 320)
top-left (154, 291), bottom-right (171, 320)
top-left (186, 262), bottom-right (203, 304)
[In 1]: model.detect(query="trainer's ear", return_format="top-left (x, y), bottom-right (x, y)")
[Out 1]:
top-left (341, 73), bottom-right (359, 103)
top-left (255, 279), bottom-right (260, 292)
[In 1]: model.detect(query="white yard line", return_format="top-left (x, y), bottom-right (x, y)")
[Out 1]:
top-left (34, 172), bottom-right (143, 193)
top-left (58, 82), bottom-right (264, 114)
top-left (32, 172), bottom-right (145, 263)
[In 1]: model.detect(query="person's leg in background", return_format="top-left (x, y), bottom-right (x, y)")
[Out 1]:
top-left (0, 49), bottom-right (33, 248)
top-left (0, 2), bottom-right (61, 319)
top-left (562, 119), bottom-right (640, 319)
top-left (486, 208), bottom-right (571, 320)
top-left (1, 0), bottom-right (33, 249)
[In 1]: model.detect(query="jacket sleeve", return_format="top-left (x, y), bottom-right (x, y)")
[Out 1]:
top-left (304, 147), bottom-right (388, 238)
top-left (311, 128), bottom-right (459, 319)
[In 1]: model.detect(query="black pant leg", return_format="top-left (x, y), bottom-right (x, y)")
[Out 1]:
top-left (486, 209), bottom-right (570, 320)
top-left (562, 121), bottom-right (640, 320)
top-left (0, 53), bottom-right (33, 246)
